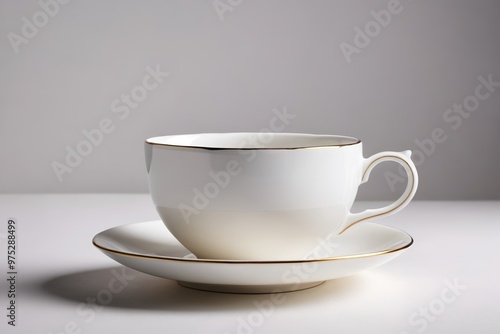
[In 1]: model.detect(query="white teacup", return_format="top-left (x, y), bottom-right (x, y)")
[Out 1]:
top-left (145, 133), bottom-right (418, 260)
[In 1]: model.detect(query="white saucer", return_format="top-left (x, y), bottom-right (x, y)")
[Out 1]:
top-left (93, 221), bottom-right (412, 293)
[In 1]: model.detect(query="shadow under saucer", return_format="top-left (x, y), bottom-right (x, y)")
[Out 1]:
top-left (40, 266), bottom-right (367, 312)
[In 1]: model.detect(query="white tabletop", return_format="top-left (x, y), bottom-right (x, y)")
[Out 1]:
top-left (1, 195), bottom-right (498, 334)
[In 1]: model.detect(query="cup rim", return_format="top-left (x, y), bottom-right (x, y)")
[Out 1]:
top-left (145, 132), bottom-right (361, 150)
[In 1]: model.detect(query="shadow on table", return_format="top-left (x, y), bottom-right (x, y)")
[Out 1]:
top-left (40, 266), bottom-right (368, 312)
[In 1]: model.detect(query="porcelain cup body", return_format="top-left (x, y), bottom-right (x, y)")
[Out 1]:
top-left (145, 133), bottom-right (418, 260)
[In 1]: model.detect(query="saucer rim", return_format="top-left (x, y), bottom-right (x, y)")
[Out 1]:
top-left (92, 221), bottom-right (413, 265)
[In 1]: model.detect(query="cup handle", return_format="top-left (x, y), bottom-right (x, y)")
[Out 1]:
top-left (341, 150), bottom-right (418, 233)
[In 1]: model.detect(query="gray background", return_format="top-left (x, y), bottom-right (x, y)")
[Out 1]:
top-left (1, 0), bottom-right (499, 200)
